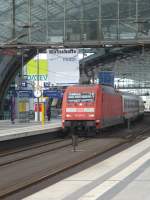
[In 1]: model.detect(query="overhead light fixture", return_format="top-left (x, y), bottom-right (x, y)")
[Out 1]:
top-left (104, 44), bottom-right (112, 47)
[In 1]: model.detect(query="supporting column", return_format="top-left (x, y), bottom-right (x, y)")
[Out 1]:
top-left (12, 0), bottom-right (16, 38)
top-left (37, 49), bottom-right (40, 122)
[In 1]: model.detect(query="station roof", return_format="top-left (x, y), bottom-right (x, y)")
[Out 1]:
top-left (80, 46), bottom-right (150, 92)
top-left (0, 0), bottom-right (150, 48)
top-left (0, 0), bottom-right (150, 103)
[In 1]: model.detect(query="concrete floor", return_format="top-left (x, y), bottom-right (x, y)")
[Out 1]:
top-left (0, 119), bottom-right (61, 141)
top-left (23, 137), bottom-right (150, 200)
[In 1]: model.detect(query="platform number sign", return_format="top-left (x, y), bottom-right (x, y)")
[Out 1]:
top-left (21, 81), bottom-right (27, 88)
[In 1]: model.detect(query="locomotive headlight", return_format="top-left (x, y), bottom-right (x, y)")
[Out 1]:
top-left (89, 114), bottom-right (95, 117)
top-left (66, 114), bottom-right (71, 118)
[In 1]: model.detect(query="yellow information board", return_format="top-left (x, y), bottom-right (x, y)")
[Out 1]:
top-left (27, 59), bottom-right (48, 75)
top-left (19, 101), bottom-right (26, 112)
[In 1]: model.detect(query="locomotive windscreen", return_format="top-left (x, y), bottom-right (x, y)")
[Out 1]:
top-left (67, 92), bottom-right (95, 102)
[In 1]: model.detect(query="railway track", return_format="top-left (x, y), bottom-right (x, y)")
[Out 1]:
top-left (0, 138), bottom-right (65, 157)
top-left (0, 125), bottom-right (150, 199)
top-left (100, 121), bottom-right (150, 140)
top-left (0, 137), bottom-right (89, 167)
top-left (0, 123), bottom-right (146, 167)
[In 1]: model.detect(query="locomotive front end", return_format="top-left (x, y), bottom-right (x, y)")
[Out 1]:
top-left (62, 85), bottom-right (100, 135)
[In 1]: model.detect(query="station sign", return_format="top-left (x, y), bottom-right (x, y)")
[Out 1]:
top-left (47, 48), bottom-right (79, 84)
top-left (26, 59), bottom-right (48, 81)
top-left (43, 90), bottom-right (63, 99)
top-left (21, 81), bottom-right (27, 88)
top-left (98, 71), bottom-right (114, 87)
top-left (44, 82), bottom-right (51, 88)
top-left (8, 89), bottom-right (17, 97)
top-left (26, 75), bottom-right (48, 81)
top-left (17, 90), bottom-right (33, 98)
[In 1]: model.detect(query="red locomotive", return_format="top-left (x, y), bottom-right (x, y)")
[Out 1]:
top-left (62, 84), bottom-right (144, 135)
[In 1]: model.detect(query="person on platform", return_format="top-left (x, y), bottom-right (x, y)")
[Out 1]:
top-left (46, 99), bottom-right (51, 121)
top-left (10, 96), bottom-right (15, 124)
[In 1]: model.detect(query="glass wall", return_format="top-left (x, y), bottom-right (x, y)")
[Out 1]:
top-left (0, 0), bottom-right (150, 46)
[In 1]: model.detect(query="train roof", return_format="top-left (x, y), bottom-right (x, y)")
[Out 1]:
top-left (65, 85), bottom-right (144, 99)
top-left (65, 84), bottom-right (114, 89)
top-left (65, 84), bottom-right (121, 95)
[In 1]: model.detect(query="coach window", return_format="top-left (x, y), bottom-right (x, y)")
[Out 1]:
top-left (124, 99), bottom-right (126, 109)
top-left (124, 99), bottom-right (127, 108)
top-left (127, 99), bottom-right (129, 108)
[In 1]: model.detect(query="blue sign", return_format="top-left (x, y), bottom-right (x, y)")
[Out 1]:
top-left (98, 71), bottom-right (114, 87)
top-left (21, 81), bottom-right (27, 88)
top-left (17, 90), bottom-right (33, 98)
top-left (9, 89), bottom-right (17, 97)
top-left (43, 90), bottom-right (63, 99)
top-left (44, 82), bottom-right (51, 88)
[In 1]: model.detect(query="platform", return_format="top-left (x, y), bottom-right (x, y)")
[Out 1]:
top-left (0, 119), bottom-right (61, 141)
top-left (23, 137), bottom-right (150, 200)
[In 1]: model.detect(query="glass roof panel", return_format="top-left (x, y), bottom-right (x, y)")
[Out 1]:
top-left (0, 0), bottom-right (150, 47)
